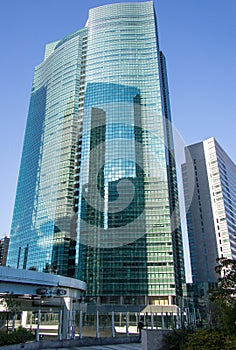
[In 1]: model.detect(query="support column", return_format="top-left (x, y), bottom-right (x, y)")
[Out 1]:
top-left (21, 311), bottom-right (27, 328)
top-left (67, 309), bottom-right (70, 340)
top-left (79, 310), bottom-right (83, 339)
top-left (58, 309), bottom-right (63, 341)
top-left (71, 300), bottom-right (76, 340)
top-left (126, 312), bottom-right (129, 337)
top-left (62, 297), bottom-right (70, 340)
top-left (193, 307), bottom-right (197, 329)
top-left (96, 310), bottom-right (99, 338)
top-left (186, 307), bottom-right (190, 327)
top-left (12, 313), bottom-right (16, 332)
top-left (112, 311), bottom-right (115, 338)
top-left (36, 309), bottom-right (41, 342)
top-left (161, 313), bottom-right (165, 329)
top-left (151, 313), bottom-right (154, 329)
top-left (176, 307), bottom-right (180, 329)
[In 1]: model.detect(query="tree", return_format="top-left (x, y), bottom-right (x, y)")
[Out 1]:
top-left (0, 293), bottom-right (21, 332)
top-left (161, 259), bottom-right (236, 349)
top-left (214, 257), bottom-right (236, 303)
top-left (209, 258), bottom-right (236, 335)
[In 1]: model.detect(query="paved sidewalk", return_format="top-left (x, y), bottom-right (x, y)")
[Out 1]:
top-left (43, 344), bottom-right (141, 350)
top-left (78, 344), bottom-right (141, 349)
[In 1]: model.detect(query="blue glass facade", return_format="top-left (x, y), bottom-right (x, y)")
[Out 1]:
top-left (8, 28), bottom-right (87, 275)
top-left (8, 2), bottom-right (185, 305)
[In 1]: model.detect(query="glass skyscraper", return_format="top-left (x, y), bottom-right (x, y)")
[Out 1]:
top-left (8, 1), bottom-right (185, 307)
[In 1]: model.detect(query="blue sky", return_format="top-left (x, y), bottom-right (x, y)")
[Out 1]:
top-left (0, 1), bottom-right (236, 278)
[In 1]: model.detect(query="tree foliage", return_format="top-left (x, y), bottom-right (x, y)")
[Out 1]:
top-left (212, 257), bottom-right (236, 304)
top-left (182, 329), bottom-right (236, 350)
top-left (162, 259), bottom-right (236, 349)
top-left (209, 258), bottom-right (236, 335)
top-left (0, 293), bottom-right (20, 313)
top-left (0, 293), bottom-right (21, 332)
top-left (162, 328), bottom-right (236, 350)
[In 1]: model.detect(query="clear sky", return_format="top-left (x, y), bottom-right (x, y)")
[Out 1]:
top-left (0, 1), bottom-right (236, 279)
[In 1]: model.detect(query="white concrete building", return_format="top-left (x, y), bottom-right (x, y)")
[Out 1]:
top-left (182, 137), bottom-right (236, 283)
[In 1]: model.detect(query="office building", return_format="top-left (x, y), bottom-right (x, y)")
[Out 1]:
top-left (182, 137), bottom-right (236, 283)
top-left (0, 236), bottom-right (9, 266)
top-left (8, 1), bottom-right (185, 307)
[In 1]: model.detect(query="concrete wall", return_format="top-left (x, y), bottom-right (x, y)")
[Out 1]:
top-left (142, 329), bottom-right (170, 350)
top-left (0, 336), bottom-right (139, 350)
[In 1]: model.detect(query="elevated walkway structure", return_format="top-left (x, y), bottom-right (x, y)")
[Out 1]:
top-left (0, 266), bottom-right (86, 298)
top-left (0, 267), bottom-right (192, 340)
top-left (0, 266), bottom-right (86, 340)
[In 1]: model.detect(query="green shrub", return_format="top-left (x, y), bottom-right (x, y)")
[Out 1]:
top-left (182, 329), bottom-right (236, 350)
top-left (13, 326), bottom-right (35, 343)
top-left (161, 329), bottom-right (191, 350)
top-left (224, 336), bottom-right (236, 350)
top-left (0, 330), bottom-right (11, 346)
top-left (161, 328), bottom-right (236, 350)
top-left (0, 327), bottom-right (35, 346)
